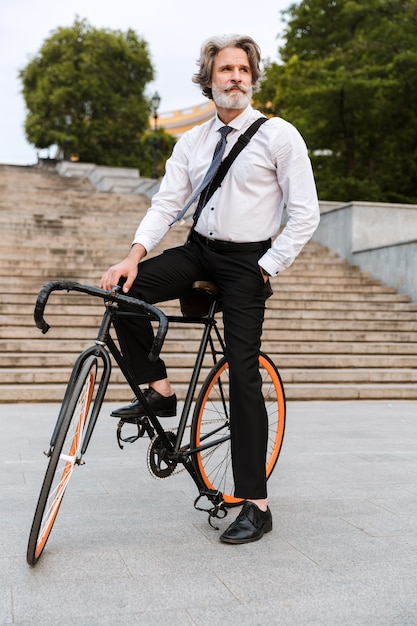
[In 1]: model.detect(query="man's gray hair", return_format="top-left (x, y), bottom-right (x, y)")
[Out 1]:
top-left (192, 34), bottom-right (263, 100)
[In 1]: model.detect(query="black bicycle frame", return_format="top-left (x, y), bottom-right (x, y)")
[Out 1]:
top-left (107, 297), bottom-right (228, 489)
top-left (37, 281), bottom-right (228, 499)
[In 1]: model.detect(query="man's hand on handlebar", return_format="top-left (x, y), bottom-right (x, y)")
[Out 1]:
top-left (99, 244), bottom-right (146, 293)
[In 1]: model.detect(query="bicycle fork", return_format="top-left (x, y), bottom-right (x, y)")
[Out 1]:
top-left (45, 303), bottom-right (114, 458)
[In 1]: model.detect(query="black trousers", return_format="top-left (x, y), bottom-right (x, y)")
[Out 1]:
top-left (114, 235), bottom-right (270, 499)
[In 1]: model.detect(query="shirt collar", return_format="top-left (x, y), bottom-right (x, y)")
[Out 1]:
top-left (214, 105), bottom-right (254, 132)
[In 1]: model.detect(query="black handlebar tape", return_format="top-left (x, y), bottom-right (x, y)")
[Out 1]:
top-left (34, 281), bottom-right (77, 333)
top-left (33, 281), bottom-right (169, 361)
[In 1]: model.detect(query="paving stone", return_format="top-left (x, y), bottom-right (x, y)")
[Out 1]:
top-left (1, 401), bottom-right (417, 624)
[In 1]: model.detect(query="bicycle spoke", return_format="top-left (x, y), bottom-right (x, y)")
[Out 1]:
top-left (27, 357), bottom-right (97, 565)
top-left (191, 353), bottom-right (285, 505)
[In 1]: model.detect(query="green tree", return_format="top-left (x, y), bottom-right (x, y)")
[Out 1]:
top-left (19, 18), bottom-right (169, 169)
top-left (139, 130), bottom-right (177, 179)
top-left (255, 0), bottom-right (417, 203)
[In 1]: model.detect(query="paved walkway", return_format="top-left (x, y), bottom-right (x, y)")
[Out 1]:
top-left (1, 401), bottom-right (417, 625)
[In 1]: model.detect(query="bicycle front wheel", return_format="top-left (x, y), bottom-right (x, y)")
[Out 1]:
top-left (26, 355), bottom-right (97, 566)
top-left (190, 352), bottom-right (285, 506)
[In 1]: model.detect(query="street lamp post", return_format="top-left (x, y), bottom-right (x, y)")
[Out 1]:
top-left (151, 91), bottom-right (161, 179)
top-left (63, 114), bottom-right (72, 161)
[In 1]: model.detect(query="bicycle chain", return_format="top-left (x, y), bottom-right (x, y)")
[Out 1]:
top-left (146, 430), bottom-right (187, 479)
top-left (146, 418), bottom-right (228, 480)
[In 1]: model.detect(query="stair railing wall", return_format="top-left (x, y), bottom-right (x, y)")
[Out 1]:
top-left (314, 201), bottom-right (417, 302)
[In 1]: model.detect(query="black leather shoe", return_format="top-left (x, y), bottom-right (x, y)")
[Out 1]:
top-left (220, 501), bottom-right (272, 544)
top-left (111, 388), bottom-right (177, 422)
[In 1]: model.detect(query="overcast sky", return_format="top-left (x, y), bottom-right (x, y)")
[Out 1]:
top-left (0, 0), bottom-right (291, 165)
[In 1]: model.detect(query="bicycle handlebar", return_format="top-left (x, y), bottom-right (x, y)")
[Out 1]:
top-left (34, 280), bottom-right (169, 362)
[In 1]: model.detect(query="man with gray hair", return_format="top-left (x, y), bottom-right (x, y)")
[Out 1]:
top-left (100, 34), bottom-right (320, 544)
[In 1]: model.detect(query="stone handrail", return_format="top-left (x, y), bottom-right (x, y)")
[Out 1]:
top-left (313, 201), bottom-right (417, 302)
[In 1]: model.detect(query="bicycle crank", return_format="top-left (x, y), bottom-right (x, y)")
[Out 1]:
top-left (147, 431), bottom-right (179, 479)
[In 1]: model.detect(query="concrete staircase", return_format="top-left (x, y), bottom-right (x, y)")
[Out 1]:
top-left (1, 163), bottom-right (417, 402)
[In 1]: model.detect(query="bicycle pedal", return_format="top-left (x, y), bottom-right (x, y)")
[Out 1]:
top-left (116, 419), bottom-right (144, 450)
top-left (198, 488), bottom-right (223, 505)
top-left (193, 492), bottom-right (228, 530)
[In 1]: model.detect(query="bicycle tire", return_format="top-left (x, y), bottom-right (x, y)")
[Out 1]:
top-left (26, 355), bottom-right (97, 566)
top-left (190, 352), bottom-right (285, 506)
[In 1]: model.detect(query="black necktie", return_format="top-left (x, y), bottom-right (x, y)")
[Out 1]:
top-left (171, 126), bottom-right (232, 225)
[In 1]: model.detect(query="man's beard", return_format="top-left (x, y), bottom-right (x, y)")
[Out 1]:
top-left (212, 83), bottom-right (252, 109)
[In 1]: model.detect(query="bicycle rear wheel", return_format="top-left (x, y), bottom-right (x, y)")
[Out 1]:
top-left (190, 352), bottom-right (285, 506)
top-left (26, 355), bottom-right (97, 565)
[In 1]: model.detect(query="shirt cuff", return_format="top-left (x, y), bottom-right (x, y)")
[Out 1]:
top-left (258, 252), bottom-right (279, 277)
top-left (131, 235), bottom-right (152, 255)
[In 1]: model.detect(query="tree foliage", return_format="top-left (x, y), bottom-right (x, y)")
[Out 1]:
top-left (255, 0), bottom-right (417, 203)
top-left (19, 18), bottom-right (172, 170)
top-left (140, 129), bottom-right (177, 179)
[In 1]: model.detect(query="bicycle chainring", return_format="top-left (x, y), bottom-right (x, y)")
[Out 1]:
top-left (147, 430), bottom-right (178, 479)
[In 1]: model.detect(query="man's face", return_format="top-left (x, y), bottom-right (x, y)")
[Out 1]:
top-left (209, 47), bottom-right (253, 110)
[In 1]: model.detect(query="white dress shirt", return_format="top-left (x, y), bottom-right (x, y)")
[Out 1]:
top-left (133, 105), bottom-right (320, 276)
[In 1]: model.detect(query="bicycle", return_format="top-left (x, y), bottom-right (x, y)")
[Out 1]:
top-left (26, 279), bottom-right (286, 566)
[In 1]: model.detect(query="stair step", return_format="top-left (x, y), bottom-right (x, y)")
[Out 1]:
top-left (2, 352), bottom-right (416, 369)
top-left (2, 383), bottom-right (417, 403)
top-left (2, 315), bottom-right (417, 334)
top-left (2, 366), bottom-right (416, 386)
top-left (285, 384), bottom-right (417, 401)
top-left (4, 300), bottom-right (417, 321)
top-left (2, 340), bottom-right (417, 358)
